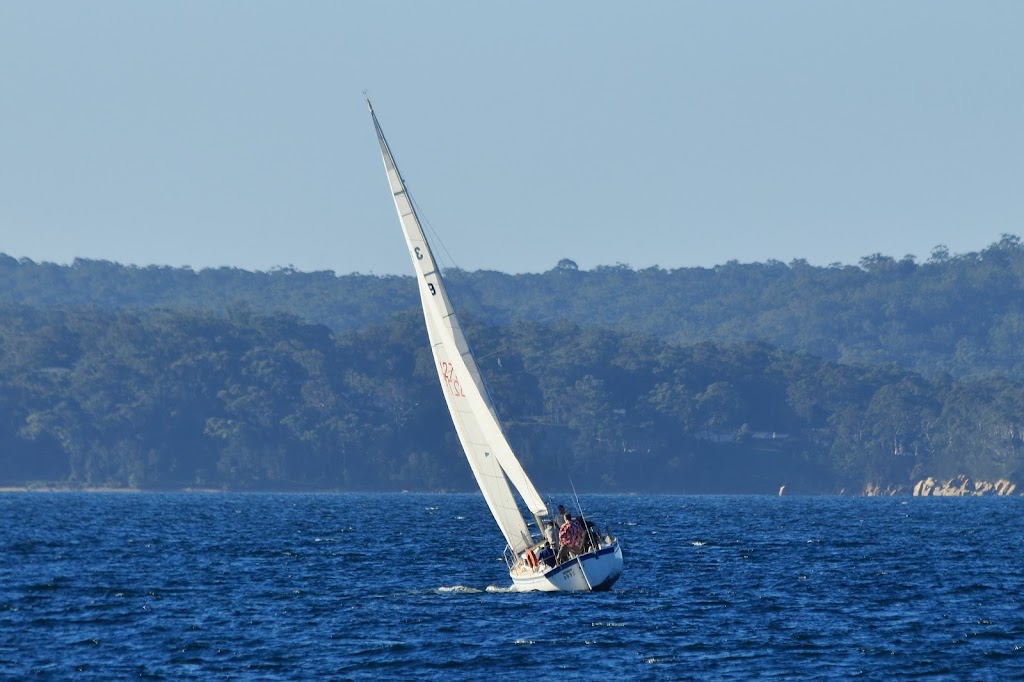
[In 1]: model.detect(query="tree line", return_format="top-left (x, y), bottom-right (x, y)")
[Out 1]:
top-left (5, 234), bottom-right (1024, 382)
top-left (1, 303), bottom-right (1021, 493)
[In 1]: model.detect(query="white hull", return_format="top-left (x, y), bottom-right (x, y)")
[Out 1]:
top-left (509, 542), bottom-right (624, 592)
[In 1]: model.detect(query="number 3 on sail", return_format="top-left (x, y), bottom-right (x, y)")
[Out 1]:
top-left (369, 99), bottom-right (623, 592)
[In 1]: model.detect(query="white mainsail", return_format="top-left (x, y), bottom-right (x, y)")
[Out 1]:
top-left (369, 100), bottom-right (547, 554)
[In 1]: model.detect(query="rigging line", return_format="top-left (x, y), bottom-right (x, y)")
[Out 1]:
top-left (576, 555), bottom-right (594, 591)
top-left (410, 192), bottom-right (460, 275)
top-left (569, 475), bottom-right (600, 592)
top-left (388, 114), bottom-right (515, 433)
top-left (406, 184), bottom-right (481, 354)
top-left (475, 345), bottom-right (509, 363)
top-left (568, 473), bottom-right (593, 549)
top-left (568, 473), bottom-right (586, 521)
top-left (414, 190), bottom-right (514, 425)
top-left (371, 100), bottom-right (458, 275)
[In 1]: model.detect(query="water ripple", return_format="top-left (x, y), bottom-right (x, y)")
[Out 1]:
top-left (1, 493), bottom-right (1023, 680)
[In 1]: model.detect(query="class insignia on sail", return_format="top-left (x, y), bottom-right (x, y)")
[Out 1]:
top-left (368, 99), bottom-right (623, 592)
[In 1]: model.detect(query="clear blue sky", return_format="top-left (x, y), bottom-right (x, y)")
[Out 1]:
top-left (2, 1), bottom-right (1021, 276)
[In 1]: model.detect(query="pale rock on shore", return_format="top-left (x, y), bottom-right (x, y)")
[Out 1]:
top-left (861, 476), bottom-right (1018, 496)
top-left (912, 476), bottom-right (1017, 497)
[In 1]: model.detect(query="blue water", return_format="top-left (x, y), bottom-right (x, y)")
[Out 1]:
top-left (1, 493), bottom-right (1022, 680)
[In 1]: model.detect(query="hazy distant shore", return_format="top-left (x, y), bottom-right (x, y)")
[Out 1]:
top-left (0, 486), bottom-right (224, 493)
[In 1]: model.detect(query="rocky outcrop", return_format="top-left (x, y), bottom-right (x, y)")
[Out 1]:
top-left (912, 476), bottom-right (1017, 496)
top-left (864, 483), bottom-right (907, 496)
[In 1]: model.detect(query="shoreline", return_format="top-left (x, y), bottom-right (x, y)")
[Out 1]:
top-left (0, 486), bottom-right (1020, 497)
top-left (0, 486), bottom-right (217, 493)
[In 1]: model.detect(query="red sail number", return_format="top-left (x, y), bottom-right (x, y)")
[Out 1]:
top-left (440, 361), bottom-right (466, 398)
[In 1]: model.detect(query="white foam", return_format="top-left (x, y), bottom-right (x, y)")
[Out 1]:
top-left (485, 585), bottom-right (513, 593)
top-left (436, 585), bottom-right (482, 594)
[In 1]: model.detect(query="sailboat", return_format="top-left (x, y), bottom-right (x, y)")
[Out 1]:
top-left (368, 100), bottom-right (623, 592)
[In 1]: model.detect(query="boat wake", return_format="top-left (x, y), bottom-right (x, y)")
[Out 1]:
top-left (435, 585), bottom-right (483, 594)
top-left (486, 585), bottom-right (514, 593)
top-left (436, 584), bottom-right (515, 594)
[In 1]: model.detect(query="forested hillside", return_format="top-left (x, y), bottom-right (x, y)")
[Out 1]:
top-left (5, 235), bottom-right (1024, 379)
top-left (2, 303), bottom-right (1023, 493)
top-left (2, 235), bottom-right (1024, 493)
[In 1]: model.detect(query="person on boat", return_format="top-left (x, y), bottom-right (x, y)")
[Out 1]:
top-left (542, 520), bottom-right (557, 549)
top-left (580, 520), bottom-right (592, 552)
top-left (537, 542), bottom-right (556, 568)
top-left (556, 513), bottom-right (584, 564)
top-left (553, 504), bottom-right (568, 529)
top-left (581, 519), bottom-right (600, 552)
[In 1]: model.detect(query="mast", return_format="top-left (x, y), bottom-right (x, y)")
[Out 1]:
top-left (369, 100), bottom-right (548, 553)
